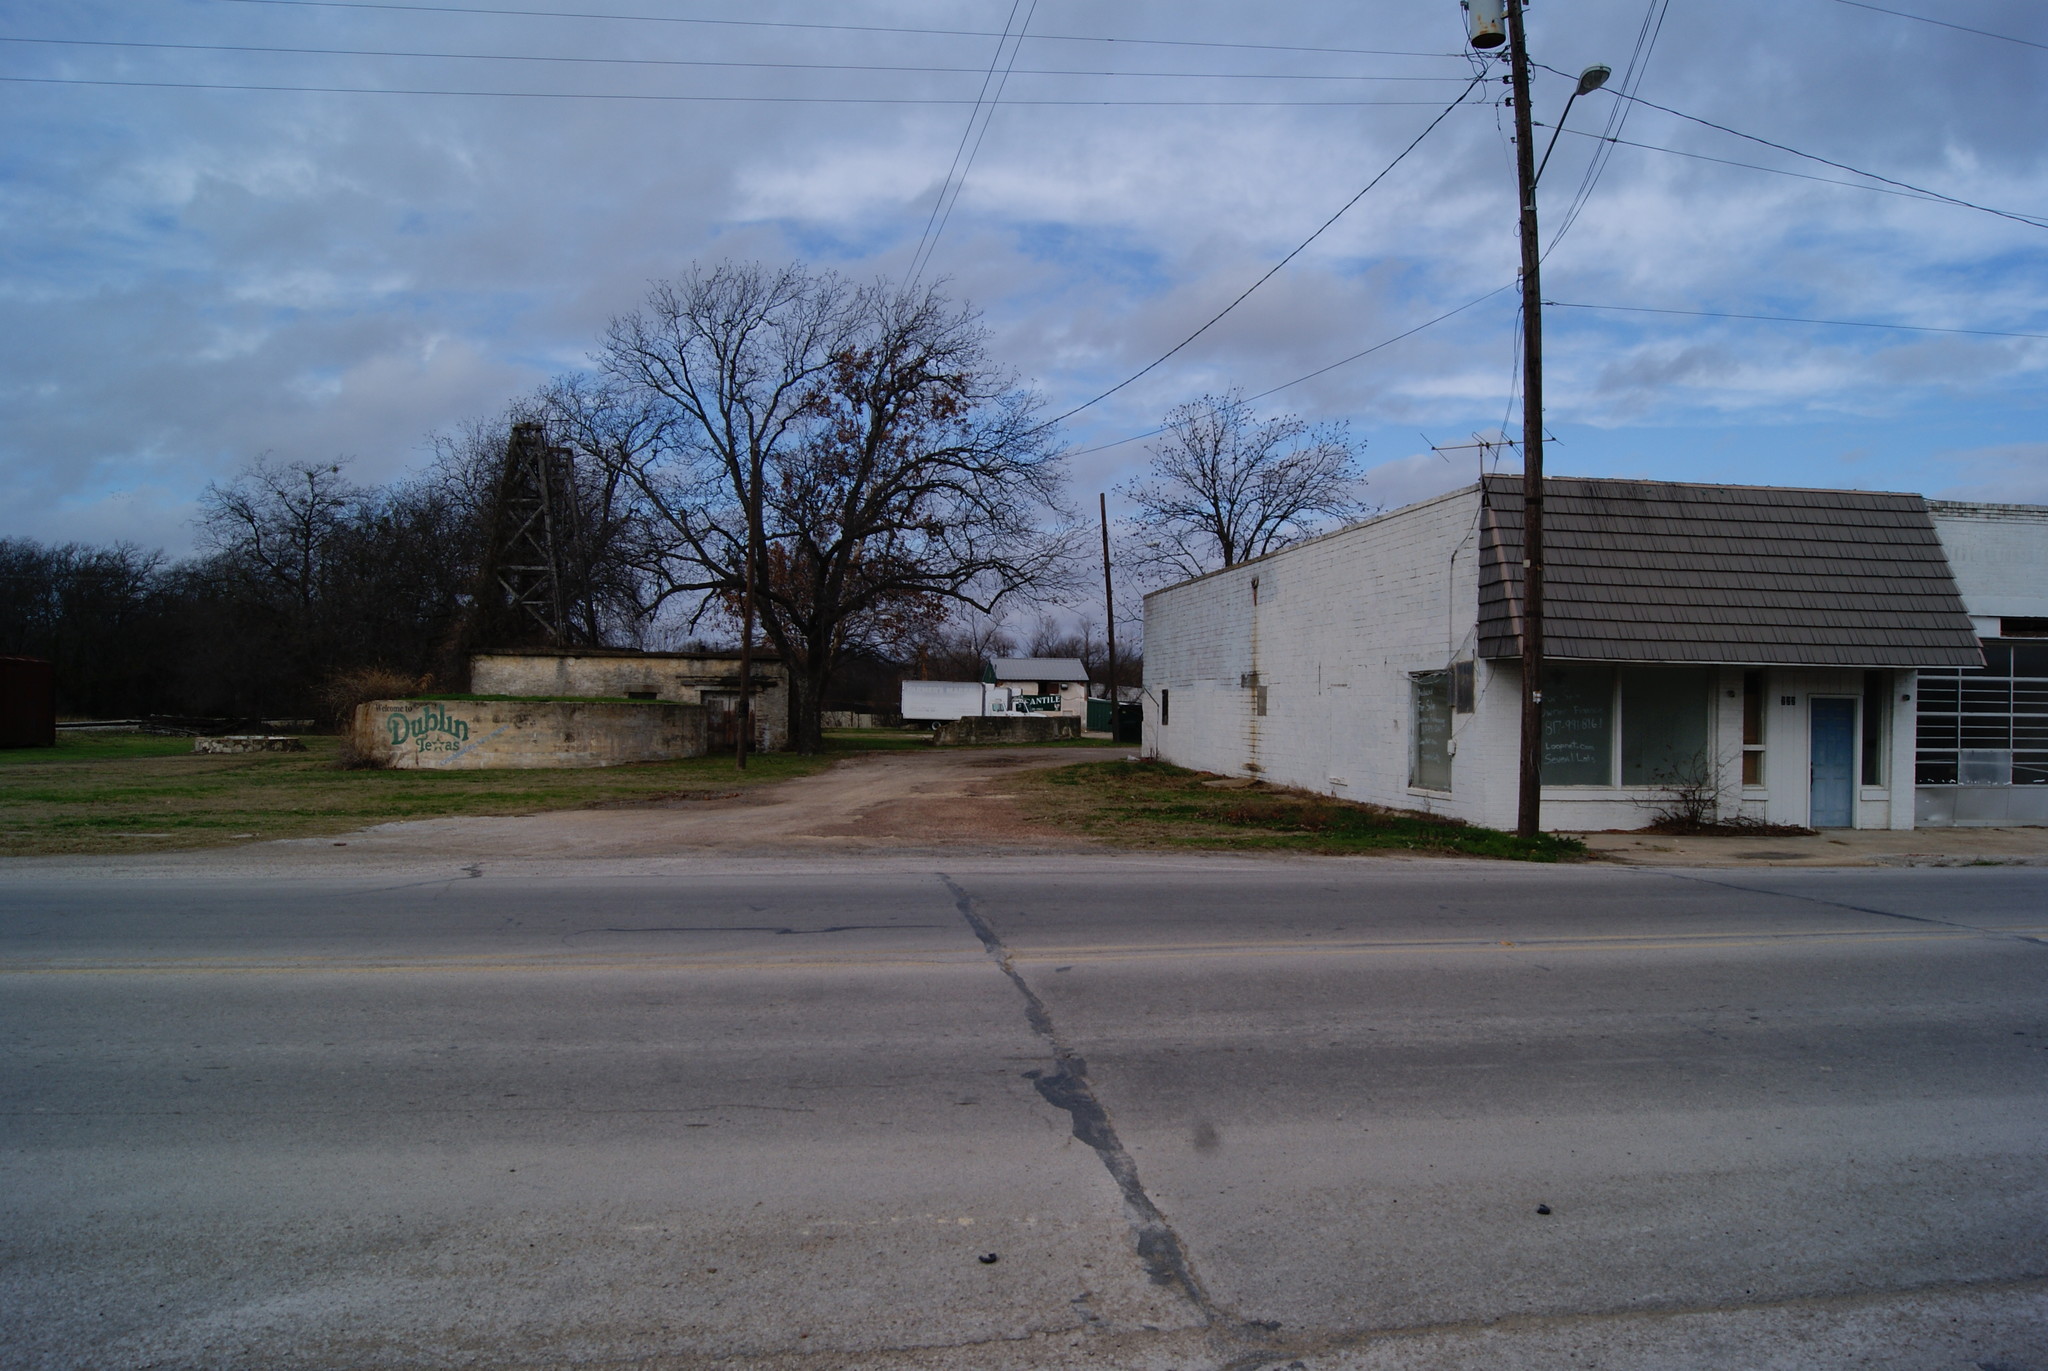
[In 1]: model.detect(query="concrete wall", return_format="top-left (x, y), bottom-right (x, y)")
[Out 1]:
top-left (352, 698), bottom-right (706, 770)
top-left (470, 650), bottom-right (788, 752)
top-left (932, 715), bottom-right (1080, 746)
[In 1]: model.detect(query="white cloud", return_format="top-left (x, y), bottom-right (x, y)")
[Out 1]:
top-left (2, 0), bottom-right (2045, 552)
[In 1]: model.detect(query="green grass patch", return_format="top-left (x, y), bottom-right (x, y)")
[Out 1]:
top-left (0, 733), bottom-right (199, 766)
top-left (1020, 759), bottom-right (1585, 862)
top-left (0, 734), bottom-right (841, 858)
top-left (821, 727), bottom-right (1127, 752)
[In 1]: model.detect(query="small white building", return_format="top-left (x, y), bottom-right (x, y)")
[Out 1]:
top-left (1143, 476), bottom-right (1998, 832)
top-left (988, 657), bottom-right (1093, 719)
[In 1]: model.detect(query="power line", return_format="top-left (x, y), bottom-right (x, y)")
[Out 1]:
top-left (1827, 0), bottom-right (2048, 54)
top-left (1543, 123), bottom-right (2048, 223)
top-left (1559, 73), bottom-right (2048, 233)
top-left (1047, 72), bottom-right (1490, 425)
top-left (1245, 285), bottom-right (1513, 403)
top-left (1545, 300), bottom-right (2048, 341)
top-left (0, 74), bottom-right (1468, 106)
top-left (1544, 0), bottom-right (1667, 256)
top-left (1065, 285), bottom-right (1514, 459)
top-left (213, 0), bottom-right (1469, 60)
top-left (0, 35), bottom-right (1478, 82)
top-left (909, 0), bottom-right (1033, 286)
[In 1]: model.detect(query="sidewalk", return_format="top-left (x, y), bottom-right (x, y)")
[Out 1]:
top-left (1569, 824), bottom-right (2048, 868)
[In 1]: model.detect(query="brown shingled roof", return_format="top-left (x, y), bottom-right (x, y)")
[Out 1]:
top-left (1476, 475), bottom-right (1983, 666)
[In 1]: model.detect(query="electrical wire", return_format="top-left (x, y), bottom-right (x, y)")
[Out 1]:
top-left (1554, 72), bottom-right (2048, 233)
top-left (1542, 123), bottom-right (2048, 223)
top-left (1542, 0), bottom-right (1668, 258)
top-left (1063, 285), bottom-right (1514, 459)
top-left (1544, 300), bottom-right (2048, 341)
top-left (908, 1), bottom-right (1027, 287)
top-left (212, 0), bottom-right (1469, 60)
top-left (1046, 71), bottom-right (1490, 426)
top-left (0, 36), bottom-right (1475, 82)
top-left (911, 0), bottom-right (1036, 284)
top-left (0, 75), bottom-right (1465, 106)
top-left (1827, 0), bottom-right (2048, 54)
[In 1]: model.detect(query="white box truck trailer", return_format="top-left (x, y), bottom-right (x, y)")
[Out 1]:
top-left (901, 680), bottom-right (995, 720)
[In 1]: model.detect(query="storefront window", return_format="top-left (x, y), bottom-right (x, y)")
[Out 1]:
top-left (1620, 667), bottom-right (1712, 785)
top-left (1538, 663), bottom-right (1713, 787)
top-left (1410, 671), bottom-right (1452, 791)
top-left (1540, 664), bottom-right (1614, 785)
top-left (1917, 641), bottom-right (2048, 785)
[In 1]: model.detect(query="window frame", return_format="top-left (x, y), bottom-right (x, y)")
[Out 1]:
top-left (1409, 670), bottom-right (1453, 792)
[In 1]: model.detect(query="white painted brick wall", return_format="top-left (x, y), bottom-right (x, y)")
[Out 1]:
top-left (1142, 491), bottom-right (1918, 832)
top-left (1930, 504), bottom-right (2048, 619)
top-left (1145, 487), bottom-right (1514, 820)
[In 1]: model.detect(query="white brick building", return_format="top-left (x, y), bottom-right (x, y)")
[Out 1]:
top-left (1143, 477), bottom-right (1997, 833)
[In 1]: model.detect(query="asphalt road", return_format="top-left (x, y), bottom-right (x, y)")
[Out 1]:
top-left (3, 853), bottom-right (2045, 1369)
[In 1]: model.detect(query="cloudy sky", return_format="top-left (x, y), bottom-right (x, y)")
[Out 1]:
top-left (3, 0), bottom-right (2044, 555)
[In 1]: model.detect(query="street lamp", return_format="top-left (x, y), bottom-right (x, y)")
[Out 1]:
top-left (1536, 65), bottom-right (1612, 185)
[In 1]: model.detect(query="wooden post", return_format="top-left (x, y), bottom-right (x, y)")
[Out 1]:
top-left (1100, 492), bottom-right (1119, 733)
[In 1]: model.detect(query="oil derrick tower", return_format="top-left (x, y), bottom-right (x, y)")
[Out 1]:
top-left (478, 421), bottom-right (586, 646)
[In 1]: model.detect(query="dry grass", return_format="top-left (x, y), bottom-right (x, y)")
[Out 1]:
top-left (0, 732), bottom-right (836, 857)
top-left (1018, 759), bottom-right (1587, 862)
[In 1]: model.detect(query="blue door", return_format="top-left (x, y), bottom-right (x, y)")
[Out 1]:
top-left (1809, 698), bottom-right (1856, 829)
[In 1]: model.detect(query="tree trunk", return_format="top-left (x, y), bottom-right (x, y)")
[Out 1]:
top-left (786, 658), bottom-right (830, 755)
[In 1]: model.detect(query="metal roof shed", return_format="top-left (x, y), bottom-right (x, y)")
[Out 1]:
top-left (989, 658), bottom-right (1091, 682)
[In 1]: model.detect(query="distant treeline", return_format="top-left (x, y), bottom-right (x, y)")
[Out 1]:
top-left (0, 448), bottom-right (1136, 724)
top-left (0, 456), bottom-right (488, 721)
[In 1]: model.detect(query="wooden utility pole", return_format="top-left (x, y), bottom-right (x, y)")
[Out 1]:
top-left (1505, 0), bottom-right (1547, 840)
top-left (735, 542), bottom-right (754, 770)
top-left (1099, 492), bottom-right (1119, 733)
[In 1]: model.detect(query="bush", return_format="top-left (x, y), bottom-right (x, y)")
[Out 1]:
top-left (317, 666), bottom-right (430, 731)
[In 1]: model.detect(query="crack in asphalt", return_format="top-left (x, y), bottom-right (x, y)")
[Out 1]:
top-left (937, 872), bottom-right (1223, 1331)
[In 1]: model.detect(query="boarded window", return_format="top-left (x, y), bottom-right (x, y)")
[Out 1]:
top-left (1160, 688), bottom-right (1170, 726)
top-left (1410, 672), bottom-right (1452, 791)
top-left (1541, 664), bottom-right (1614, 786)
top-left (1451, 660), bottom-right (1476, 714)
top-left (1620, 667), bottom-right (1712, 786)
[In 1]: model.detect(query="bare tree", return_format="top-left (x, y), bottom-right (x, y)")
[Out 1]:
top-left (1118, 390), bottom-right (1366, 580)
top-left (897, 608), bottom-right (1016, 682)
top-left (599, 262), bottom-right (1073, 752)
top-left (196, 455), bottom-right (362, 614)
top-left (531, 374), bottom-right (672, 647)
